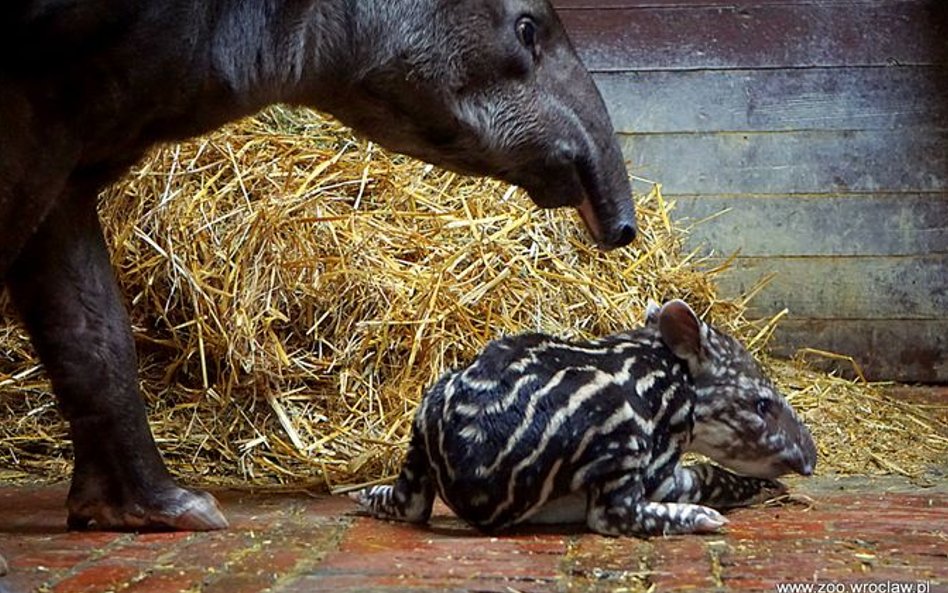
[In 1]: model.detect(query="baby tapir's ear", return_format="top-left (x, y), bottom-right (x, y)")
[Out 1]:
top-left (658, 300), bottom-right (705, 374)
top-left (644, 300), bottom-right (662, 326)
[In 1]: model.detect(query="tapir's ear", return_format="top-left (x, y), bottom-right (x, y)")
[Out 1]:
top-left (658, 300), bottom-right (706, 374)
top-left (644, 300), bottom-right (661, 326)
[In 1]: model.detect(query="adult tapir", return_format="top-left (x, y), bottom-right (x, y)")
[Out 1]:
top-left (0, 0), bottom-right (636, 550)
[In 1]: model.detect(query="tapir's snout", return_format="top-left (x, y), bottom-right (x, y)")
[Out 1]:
top-left (516, 125), bottom-right (637, 250)
top-left (578, 199), bottom-right (637, 249)
top-left (788, 423), bottom-right (818, 477)
top-left (514, 160), bottom-right (637, 250)
top-left (516, 161), bottom-right (636, 250)
top-left (519, 188), bottom-right (636, 250)
top-left (575, 149), bottom-right (638, 249)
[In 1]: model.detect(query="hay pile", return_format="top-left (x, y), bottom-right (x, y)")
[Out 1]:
top-left (0, 107), bottom-right (944, 489)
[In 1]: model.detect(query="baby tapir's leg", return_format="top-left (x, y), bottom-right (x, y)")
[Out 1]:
top-left (350, 433), bottom-right (434, 523)
top-left (586, 475), bottom-right (727, 537)
top-left (653, 463), bottom-right (786, 508)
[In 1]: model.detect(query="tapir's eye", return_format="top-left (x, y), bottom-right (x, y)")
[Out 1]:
top-left (756, 398), bottom-right (772, 417)
top-left (516, 17), bottom-right (538, 52)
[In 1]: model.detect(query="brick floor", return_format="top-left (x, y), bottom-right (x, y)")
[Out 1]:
top-left (0, 476), bottom-right (944, 593)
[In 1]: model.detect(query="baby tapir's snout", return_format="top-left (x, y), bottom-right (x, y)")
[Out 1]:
top-left (774, 403), bottom-right (818, 476)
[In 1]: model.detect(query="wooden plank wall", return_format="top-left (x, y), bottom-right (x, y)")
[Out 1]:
top-left (553, 0), bottom-right (948, 382)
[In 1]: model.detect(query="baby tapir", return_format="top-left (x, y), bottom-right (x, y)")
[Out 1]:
top-left (352, 300), bottom-right (817, 536)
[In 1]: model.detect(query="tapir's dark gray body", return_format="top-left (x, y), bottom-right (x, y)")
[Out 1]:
top-left (0, 0), bottom-right (636, 556)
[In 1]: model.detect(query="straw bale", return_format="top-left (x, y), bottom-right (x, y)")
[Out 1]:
top-left (0, 106), bottom-right (944, 489)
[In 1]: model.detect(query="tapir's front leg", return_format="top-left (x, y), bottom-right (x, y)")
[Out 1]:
top-left (587, 475), bottom-right (727, 537)
top-left (6, 187), bottom-right (227, 531)
top-left (653, 463), bottom-right (786, 508)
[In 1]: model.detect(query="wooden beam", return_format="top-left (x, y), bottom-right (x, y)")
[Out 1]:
top-left (619, 129), bottom-right (948, 194)
top-left (555, 2), bottom-right (948, 71)
top-left (594, 67), bottom-right (948, 134)
top-left (674, 193), bottom-right (948, 257)
top-left (768, 319), bottom-right (947, 382)
top-left (710, 254), bottom-right (947, 319)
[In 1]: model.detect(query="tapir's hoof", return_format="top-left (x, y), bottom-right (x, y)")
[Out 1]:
top-left (692, 510), bottom-right (729, 533)
top-left (67, 486), bottom-right (228, 532)
top-left (0, 552), bottom-right (7, 576)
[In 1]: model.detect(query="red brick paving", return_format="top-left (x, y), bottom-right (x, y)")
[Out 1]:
top-left (0, 477), bottom-right (945, 593)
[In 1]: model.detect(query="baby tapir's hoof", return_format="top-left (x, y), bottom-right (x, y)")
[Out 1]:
top-left (67, 486), bottom-right (228, 531)
top-left (348, 488), bottom-right (377, 514)
top-left (590, 502), bottom-right (729, 537)
top-left (689, 507), bottom-right (729, 534)
top-left (644, 503), bottom-right (728, 536)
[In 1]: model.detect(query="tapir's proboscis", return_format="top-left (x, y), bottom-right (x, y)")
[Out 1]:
top-left (0, 0), bottom-right (637, 566)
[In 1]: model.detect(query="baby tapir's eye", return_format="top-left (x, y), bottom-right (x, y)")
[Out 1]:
top-left (516, 16), bottom-right (538, 52)
top-left (756, 398), bottom-right (772, 417)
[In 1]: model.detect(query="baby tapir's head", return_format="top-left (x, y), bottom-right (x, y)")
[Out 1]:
top-left (645, 300), bottom-right (817, 479)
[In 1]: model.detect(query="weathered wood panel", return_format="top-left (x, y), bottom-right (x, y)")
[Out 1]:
top-left (557, 2), bottom-right (948, 71)
top-left (552, 0), bottom-right (948, 381)
top-left (675, 194), bottom-right (948, 256)
top-left (768, 319), bottom-right (947, 383)
top-left (712, 255), bottom-right (946, 319)
top-left (619, 130), bottom-right (948, 194)
top-left (595, 67), bottom-right (948, 134)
